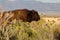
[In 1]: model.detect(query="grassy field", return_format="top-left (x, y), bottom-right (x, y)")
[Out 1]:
top-left (0, 12), bottom-right (60, 40)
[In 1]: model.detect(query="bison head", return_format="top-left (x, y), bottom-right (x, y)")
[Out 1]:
top-left (27, 10), bottom-right (40, 22)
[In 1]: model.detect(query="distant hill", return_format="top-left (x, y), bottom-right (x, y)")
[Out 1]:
top-left (39, 12), bottom-right (60, 17)
top-left (1, 0), bottom-right (60, 12)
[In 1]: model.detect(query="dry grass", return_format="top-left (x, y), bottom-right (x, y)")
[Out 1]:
top-left (0, 11), bottom-right (60, 40)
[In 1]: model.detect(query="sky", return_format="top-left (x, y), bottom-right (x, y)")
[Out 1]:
top-left (0, 0), bottom-right (60, 12)
top-left (0, 0), bottom-right (59, 3)
top-left (35, 0), bottom-right (60, 3)
top-left (6, 0), bottom-right (60, 3)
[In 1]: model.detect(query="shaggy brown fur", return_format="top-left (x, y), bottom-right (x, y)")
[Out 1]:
top-left (3, 9), bottom-right (40, 22)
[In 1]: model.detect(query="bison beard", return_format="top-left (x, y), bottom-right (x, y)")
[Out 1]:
top-left (3, 9), bottom-right (40, 22)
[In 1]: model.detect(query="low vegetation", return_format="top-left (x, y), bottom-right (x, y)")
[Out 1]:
top-left (0, 12), bottom-right (60, 40)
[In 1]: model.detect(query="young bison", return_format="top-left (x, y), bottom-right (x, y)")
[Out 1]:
top-left (3, 9), bottom-right (40, 22)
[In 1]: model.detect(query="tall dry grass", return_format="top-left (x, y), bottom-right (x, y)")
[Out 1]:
top-left (0, 11), bottom-right (60, 40)
top-left (0, 11), bottom-right (14, 40)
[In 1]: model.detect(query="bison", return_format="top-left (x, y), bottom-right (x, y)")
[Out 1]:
top-left (3, 9), bottom-right (40, 22)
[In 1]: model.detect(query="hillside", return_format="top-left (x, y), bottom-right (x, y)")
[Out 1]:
top-left (1, 0), bottom-right (60, 12)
